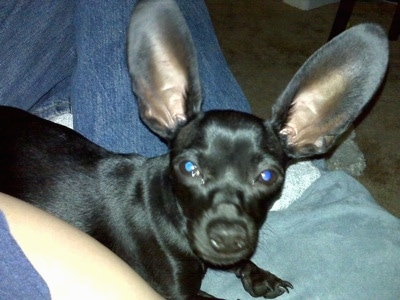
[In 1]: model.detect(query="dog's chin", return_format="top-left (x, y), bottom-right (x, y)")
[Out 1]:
top-left (194, 243), bottom-right (256, 266)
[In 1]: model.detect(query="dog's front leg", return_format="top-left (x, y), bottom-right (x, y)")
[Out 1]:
top-left (232, 260), bottom-right (293, 299)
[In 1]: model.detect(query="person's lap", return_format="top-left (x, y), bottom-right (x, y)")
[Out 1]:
top-left (0, 1), bottom-right (250, 156)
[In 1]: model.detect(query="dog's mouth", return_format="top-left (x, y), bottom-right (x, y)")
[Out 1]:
top-left (188, 206), bottom-right (258, 266)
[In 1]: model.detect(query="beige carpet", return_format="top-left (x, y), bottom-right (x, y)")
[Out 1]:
top-left (206, 0), bottom-right (400, 216)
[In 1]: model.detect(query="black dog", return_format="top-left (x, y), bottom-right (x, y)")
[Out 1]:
top-left (0, 0), bottom-right (388, 299)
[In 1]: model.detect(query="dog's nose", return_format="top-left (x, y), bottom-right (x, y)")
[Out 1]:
top-left (207, 220), bottom-right (248, 254)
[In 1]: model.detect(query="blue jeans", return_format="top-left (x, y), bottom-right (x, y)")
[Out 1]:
top-left (0, 0), bottom-right (250, 156)
top-left (1, 1), bottom-right (399, 300)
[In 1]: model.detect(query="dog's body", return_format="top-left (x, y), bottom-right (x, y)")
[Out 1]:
top-left (0, 0), bottom-right (388, 299)
top-left (0, 106), bottom-right (291, 299)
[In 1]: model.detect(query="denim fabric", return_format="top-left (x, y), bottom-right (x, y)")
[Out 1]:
top-left (71, 0), bottom-right (250, 155)
top-left (0, 0), bottom-right (250, 156)
top-left (0, 2), bottom-right (75, 114)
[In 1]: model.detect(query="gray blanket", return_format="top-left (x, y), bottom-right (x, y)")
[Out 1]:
top-left (202, 170), bottom-right (400, 299)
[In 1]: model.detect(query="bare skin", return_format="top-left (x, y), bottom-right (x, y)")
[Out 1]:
top-left (0, 192), bottom-right (164, 300)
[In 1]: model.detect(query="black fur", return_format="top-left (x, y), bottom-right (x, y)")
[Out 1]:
top-left (0, 0), bottom-right (388, 299)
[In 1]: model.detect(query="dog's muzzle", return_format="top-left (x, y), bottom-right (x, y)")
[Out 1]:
top-left (189, 203), bottom-right (257, 266)
top-left (207, 219), bottom-right (247, 253)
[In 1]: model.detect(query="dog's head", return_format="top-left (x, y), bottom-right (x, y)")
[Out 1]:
top-left (128, 0), bottom-right (388, 265)
top-left (169, 110), bottom-right (286, 264)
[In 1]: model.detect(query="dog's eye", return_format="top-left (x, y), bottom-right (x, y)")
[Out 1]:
top-left (180, 161), bottom-right (201, 178)
top-left (257, 169), bottom-right (277, 185)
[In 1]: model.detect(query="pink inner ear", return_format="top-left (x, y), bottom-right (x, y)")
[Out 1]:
top-left (139, 47), bottom-right (189, 131)
top-left (280, 71), bottom-right (348, 150)
top-left (141, 85), bottom-right (187, 130)
top-left (281, 91), bottom-right (327, 147)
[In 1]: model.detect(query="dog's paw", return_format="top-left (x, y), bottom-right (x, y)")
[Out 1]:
top-left (236, 261), bottom-right (293, 298)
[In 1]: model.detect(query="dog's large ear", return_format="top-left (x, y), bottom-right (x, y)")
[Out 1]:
top-left (271, 23), bottom-right (388, 158)
top-left (127, 0), bottom-right (202, 140)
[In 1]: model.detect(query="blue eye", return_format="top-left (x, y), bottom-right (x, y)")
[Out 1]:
top-left (257, 169), bottom-right (276, 185)
top-left (179, 161), bottom-right (201, 178)
top-left (261, 170), bottom-right (273, 181)
top-left (184, 161), bottom-right (197, 172)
